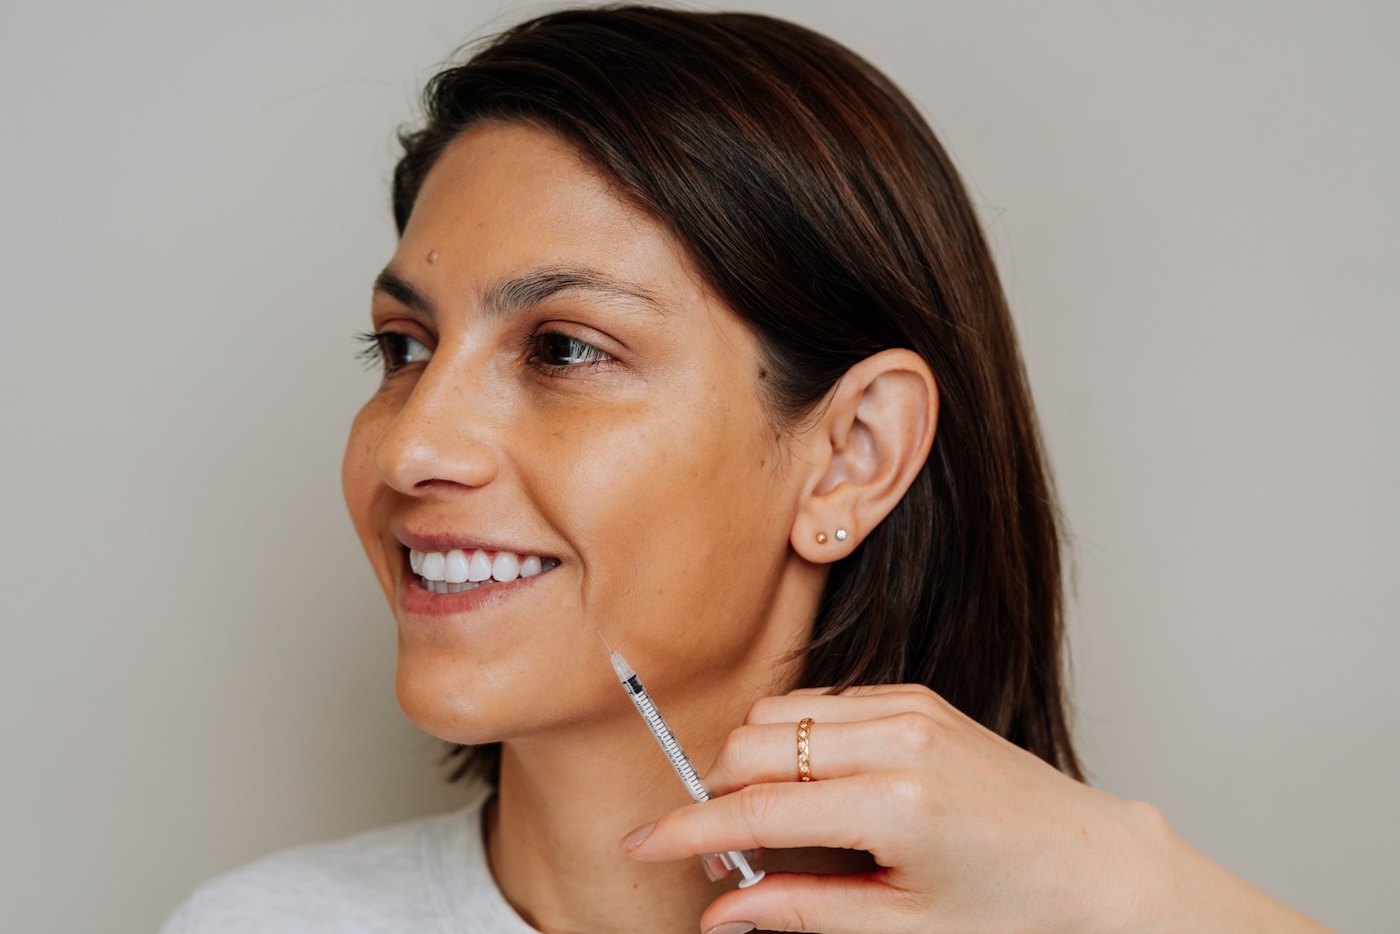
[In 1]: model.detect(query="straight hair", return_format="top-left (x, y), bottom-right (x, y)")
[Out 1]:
top-left (392, 5), bottom-right (1082, 783)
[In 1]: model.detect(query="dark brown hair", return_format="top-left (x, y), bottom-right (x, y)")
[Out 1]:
top-left (393, 5), bottom-right (1081, 782)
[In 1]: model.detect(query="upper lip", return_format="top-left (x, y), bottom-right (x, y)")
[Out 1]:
top-left (395, 527), bottom-right (555, 557)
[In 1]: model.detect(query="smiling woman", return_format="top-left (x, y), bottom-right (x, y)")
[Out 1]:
top-left (349, 121), bottom-right (814, 767)
top-left (160, 6), bottom-right (1336, 934)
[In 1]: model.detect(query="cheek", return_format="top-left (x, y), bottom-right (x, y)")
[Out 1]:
top-left (342, 399), bottom-right (394, 577)
top-left (341, 404), bottom-right (376, 519)
top-left (541, 384), bottom-right (792, 645)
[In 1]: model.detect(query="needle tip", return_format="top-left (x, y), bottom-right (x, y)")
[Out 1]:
top-left (598, 631), bottom-right (635, 681)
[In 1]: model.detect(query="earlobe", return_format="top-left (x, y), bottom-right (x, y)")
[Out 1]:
top-left (791, 349), bottom-right (938, 563)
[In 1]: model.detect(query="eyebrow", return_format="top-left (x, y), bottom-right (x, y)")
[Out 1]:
top-left (372, 265), bottom-right (672, 321)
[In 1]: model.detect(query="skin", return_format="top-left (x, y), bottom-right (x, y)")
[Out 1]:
top-left (343, 120), bottom-right (880, 931)
top-left (343, 122), bottom-right (1335, 934)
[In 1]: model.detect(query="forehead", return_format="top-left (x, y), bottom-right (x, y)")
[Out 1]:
top-left (397, 121), bottom-right (706, 305)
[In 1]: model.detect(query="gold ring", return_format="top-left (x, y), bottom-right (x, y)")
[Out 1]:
top-left (797, 717), bottom-right (814, 781)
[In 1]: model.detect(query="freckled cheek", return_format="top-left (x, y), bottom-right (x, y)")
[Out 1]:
top-left (342, 402), bottom-right (397, 583)
top-left (558, 400), bottom-right (777, 596)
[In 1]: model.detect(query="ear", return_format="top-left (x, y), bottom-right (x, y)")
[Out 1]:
top-left (790, 349), bottom-right (938, 563)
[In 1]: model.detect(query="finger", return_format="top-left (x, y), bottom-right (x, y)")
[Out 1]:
top-left (703, 713), bottom-right (948, 795)
top-left (699, 871), bottom-right (914, 934)
top-left (744, 687), bottom-right (949, 728)
top-left (787, 683), bottom-right (936, 697)
top-left (625, 773), bottom-right (918, 862)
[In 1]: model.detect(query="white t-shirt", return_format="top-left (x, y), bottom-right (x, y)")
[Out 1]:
top-left (160, 783), bottom-right (538, 933)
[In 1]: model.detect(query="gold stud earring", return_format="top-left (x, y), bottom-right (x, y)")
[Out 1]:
top-left (815, 532), bottom-right (828, 544)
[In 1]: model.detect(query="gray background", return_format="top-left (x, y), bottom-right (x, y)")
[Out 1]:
top-left (1, 2), bottom-right (1395, 931)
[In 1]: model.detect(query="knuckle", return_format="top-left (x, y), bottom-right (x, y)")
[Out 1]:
top-left (734, 783), bottom-right (781, 834)
top-left (887, 682), bottom-right (947, 709)
top-left (878, 682), bottom-right (936, 698)
top-left (889, 710), bottom-right (941, 755)
top-left (705, 739), bottom-right (731, 776)
top-left (901, 686), bottom-right (948, 718)
top-left (1124, 797), bottom-right (1169, 836)
top-left (877, 769), bottom-right (938, 815)
top-left (720, 724), bottom-right (766, 775)
top-left (745, 695), bottom-right (785, 725)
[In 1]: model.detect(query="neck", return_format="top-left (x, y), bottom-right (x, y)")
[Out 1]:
top-left (486, 654), bottom-right (790, 933)
top-left (483, 554), bottom-right (838, 932)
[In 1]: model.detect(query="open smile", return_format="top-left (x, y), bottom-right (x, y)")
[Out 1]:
top-left (407, 546), bottom-right (561, 594)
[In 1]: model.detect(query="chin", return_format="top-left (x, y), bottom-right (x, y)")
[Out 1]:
top-left (395, 656), bottom-right (511, 745)
top-left (393, 650), bottom-right (606, 746)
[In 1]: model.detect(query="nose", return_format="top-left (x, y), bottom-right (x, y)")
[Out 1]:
top-left (372, 360), bottom-right (500, 495)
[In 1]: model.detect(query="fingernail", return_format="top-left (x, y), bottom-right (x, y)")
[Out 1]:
top-left (619, 821), bottom-right (656, 852)
top-left (704, 923), bottom-right (756, 934)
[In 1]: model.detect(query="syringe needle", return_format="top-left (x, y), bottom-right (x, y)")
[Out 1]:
top-left (601, 634), bottom-right (765, 889)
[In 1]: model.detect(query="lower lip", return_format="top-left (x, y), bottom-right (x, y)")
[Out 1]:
top-left (396, 551), bottom-right (554, 617)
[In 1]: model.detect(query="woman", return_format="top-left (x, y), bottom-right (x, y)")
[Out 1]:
top-left (165, 7), bottom-right (1333, 933)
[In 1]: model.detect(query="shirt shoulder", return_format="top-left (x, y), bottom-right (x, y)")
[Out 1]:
top-left (160, 790), bottom-right (505, 934)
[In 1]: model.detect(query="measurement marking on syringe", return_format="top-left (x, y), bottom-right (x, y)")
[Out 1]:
top-left (602, 635), bottom-right (765, 888)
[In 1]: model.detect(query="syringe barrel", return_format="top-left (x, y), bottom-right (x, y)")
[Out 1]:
top-left (614, 659), bottom-right (765, 888)
top-left (627, 687), bottom-right (710, 803)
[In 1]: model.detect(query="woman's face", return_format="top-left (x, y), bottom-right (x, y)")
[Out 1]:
top-left (343, 122), bottom-right (818, 745)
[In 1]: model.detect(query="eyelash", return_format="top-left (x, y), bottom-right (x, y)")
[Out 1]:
top-left (354, 330), bottom-right (427, 377)
top-left (524, 330), bottom-right (614, 375)
top-left (353, 329), bottom-right (614, 377)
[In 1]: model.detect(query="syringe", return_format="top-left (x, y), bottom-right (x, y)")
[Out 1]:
top-left (603, 636), bottom-right (765, 888)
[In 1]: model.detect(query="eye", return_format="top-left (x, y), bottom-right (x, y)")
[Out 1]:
top-left (528, 331), bottom-right (613, 371)
top-left (355, 330), bottom-right (433, 376)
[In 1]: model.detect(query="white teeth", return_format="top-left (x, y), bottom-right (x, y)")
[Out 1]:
top-left (444, 549), bottom-right (469, 584)
top-left (408, 547), bottom-right (554, 588)
top-left (491, 552), bottom-right (520, 583)
top-left (467, 549), bottom-right (492, 582)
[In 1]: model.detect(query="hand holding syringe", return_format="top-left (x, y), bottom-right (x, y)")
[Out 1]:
top-left (601, 634), bottom-right (765, 888)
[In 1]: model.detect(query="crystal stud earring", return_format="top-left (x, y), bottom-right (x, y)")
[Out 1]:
top-left (835, 528), bottom-right (848, 541)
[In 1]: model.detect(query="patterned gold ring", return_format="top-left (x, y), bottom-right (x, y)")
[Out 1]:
top-left (797, 717), bottom-right (814, 782)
